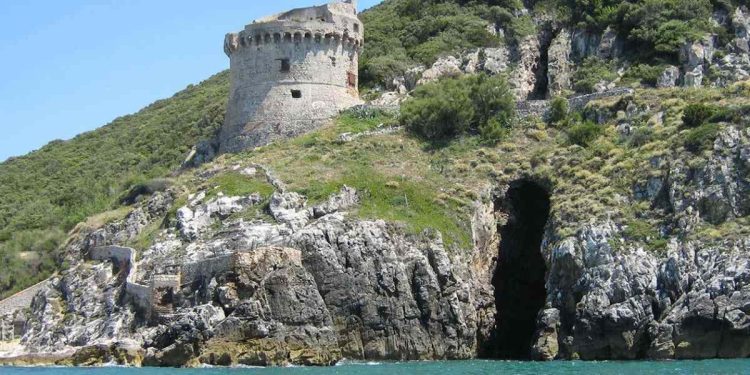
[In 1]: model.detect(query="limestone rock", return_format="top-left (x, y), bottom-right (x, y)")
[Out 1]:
top-left (732, 7), bottom-right (750, 53)
top-left (511, 35), bottom-right (541, 100)
top-left (547, 29), bottom-right (573, 97)
top-left (417, 56), bottom-right (463, 85)
top-left (530, 309), bottom-right (561, 361)
top-left (657, 66), bottom-right (681, 88)
top-left (679, 37), bottom-right (715, 88)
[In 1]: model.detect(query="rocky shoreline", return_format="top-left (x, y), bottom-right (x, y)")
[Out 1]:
top-left (2, 121), bottom-right (749, 366)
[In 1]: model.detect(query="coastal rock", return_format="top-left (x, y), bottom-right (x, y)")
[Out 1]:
top-left (547, 29), bottom-right (573, 97)
top-left (417, 56), bottom-right (463, 85)
top-left (657, 66), bottom-right (681, 88)
top-left (511, 35), bottom-right (541, 100)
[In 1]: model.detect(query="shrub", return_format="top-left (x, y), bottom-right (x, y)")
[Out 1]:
top-left (400, 78), bottom-right (475, 140)
top-left (480, 113), bottom-right (511, 144)
top-left (622, 64), bottom-right (666, 87)
top-left (568, 121), bottom-right (604, 147)
top-left (468, 74), bottom-right (516, 128)
top-left (628, 127), bottom-right (654, 148)
top-left (572, 57), bottom-right (617, 94)
top-left (549, 96), bottom-right (570, 124)
top-left (400, 74), bottom-right (515, 143)
top-left (684, 123), bottom-right (720, 153)
top-left (682, 103), bottom-right (719, 128)
top-left (119, 178), bottom-right (172, 205)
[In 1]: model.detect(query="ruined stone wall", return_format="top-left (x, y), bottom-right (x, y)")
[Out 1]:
top-left (0, 281), bottom-right (48, 318)
top-left (180, 254), bottom-right (236, 285)
top-left (219, 1), bottom-right (363, 153)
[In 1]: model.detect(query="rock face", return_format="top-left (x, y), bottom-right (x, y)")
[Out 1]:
top-left (3, 120), bottom-right (750, 366)
top-left (547, 29), bottom-right (573, 97)
top-left (11, 123), bottom-right (748, 366)
top-left (657, 66), bottom-right (680, 88)
top-left (680, 37), bottom-right (715, 88)
top-left (8, 170), bottom-right (480, 367)
top-left (511, 35), bottom-right (542, 100)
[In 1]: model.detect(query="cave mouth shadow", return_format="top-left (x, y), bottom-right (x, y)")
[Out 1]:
top-left (487, 179), bottom-right (551, 360)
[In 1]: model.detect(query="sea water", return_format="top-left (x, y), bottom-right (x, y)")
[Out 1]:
top-left (2, 360), bottom-right (750, 375)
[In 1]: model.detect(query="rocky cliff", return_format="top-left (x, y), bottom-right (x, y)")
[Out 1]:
top-left (2, 106), bottom-right (748, 365)
top-left (2, 0), bottom-right (750, 368)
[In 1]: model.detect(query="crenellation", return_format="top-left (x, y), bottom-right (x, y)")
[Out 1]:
top-left (219, 1), bottom-right (363, 153)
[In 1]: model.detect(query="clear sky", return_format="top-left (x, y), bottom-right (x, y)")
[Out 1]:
top-left (0, 0), bottom-right (382, 161)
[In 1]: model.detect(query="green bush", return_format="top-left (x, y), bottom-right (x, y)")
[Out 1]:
top-left (400, 74), bottom-right (515, 143)
top-left (622, 64), bottom-right (666, 86)
top-left (359, 0), bottom-right (509, 88)
top-left (628, 126), bottom-right (654, 148)
top-left (682, 103), bottom-right (719, 128)
top-left (400, 78), bottom-right (475, 140)
top-left (469, 74), bottom-right (516, 128)
top-left (568, 121), bottom-right (605, 147)
top-left (480, 113), bottom-right (512, 144)
top-left (572, 57), bottom-right (617, 94)
top-left (684, 123), bottom-right (720, 153)
top-left (549, 96), bottom-right (570, 124)
top-left (623, 218), bottom-right (668, 253)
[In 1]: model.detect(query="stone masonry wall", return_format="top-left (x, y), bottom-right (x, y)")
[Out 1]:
top-left (0, 280), bottom-right (48, 317)
top-left (219, 1), bottom-right (363, 153)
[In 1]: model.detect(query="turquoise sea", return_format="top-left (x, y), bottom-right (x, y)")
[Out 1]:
top-left (3, 360), bottom-right (750, 375)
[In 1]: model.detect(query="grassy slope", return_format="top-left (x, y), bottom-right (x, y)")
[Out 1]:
top-left (0, 72), bottom-right (229, 298)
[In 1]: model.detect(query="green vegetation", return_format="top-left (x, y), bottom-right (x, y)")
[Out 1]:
top-left (359, 0), bottom-right (736, 90)
top-left (623, 218), bottom-right (668, 253)
top-left (567, 121), bottom-right (605, 147)
top-left (400, 74), bottom-right (515, 143)
top-left (359, 0), bottom-right (528, 88)
top-left (541, 0), bottom-right (717, 62)
top-left (0, 72), bottom-right (229, 298)
top-left (572, 57), bottom-right (618, 94)
top-left (684, 123), bottom-right (721, 153)
top-left (682, 103), bottom-right (720, 128)
top-left (204, 172), bottom-right (275, 200)
top-left (549, 96), bottom-right (570, 124)
top-left (621, 64), bottom-right (666, 87)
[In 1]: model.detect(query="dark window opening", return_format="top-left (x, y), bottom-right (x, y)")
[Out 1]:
top-left (354, 23), bottom-right (360, 33)
top-left (330, 56), bottom-right (337, 67)
top-left (481, 180), bottom-right (550, 359)
top-left (291, 90), bottom-right (302, 98)
top-left (279, 59), bottom-right (290, 73)
top-left (347, 72), bottom-right (357, 88)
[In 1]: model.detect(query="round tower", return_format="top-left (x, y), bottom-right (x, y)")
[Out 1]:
top-left (219, 1), bottom-right (364, 153)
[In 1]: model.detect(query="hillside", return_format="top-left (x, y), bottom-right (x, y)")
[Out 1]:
top-left (1, 0), bottom-right (750, 366)
top-left (1, 0), bottom-right (744, 299)
top-left (0, 72), bottom-right (229, 298)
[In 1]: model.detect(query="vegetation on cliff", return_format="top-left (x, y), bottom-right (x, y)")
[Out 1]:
top-left (2, 0), bottom-right (750, 300)
top-left (0, 72), bottom-right (228, 298)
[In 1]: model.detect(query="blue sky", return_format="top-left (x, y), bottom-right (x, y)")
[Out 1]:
top-left (0, 0), bottom-right (382, 161)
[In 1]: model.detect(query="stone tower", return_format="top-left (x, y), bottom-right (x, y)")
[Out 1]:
top-left (220, 1), bottom-right (364, 153)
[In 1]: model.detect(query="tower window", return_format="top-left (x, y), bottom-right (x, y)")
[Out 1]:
top-left (279, 59), bottom-right (290, 72)
top-left (330, 56), bottom-right (337, 67)
top-left (291, 90), bottom-right (302, 98)
top-left (354, 23), bottom-right (360, 33)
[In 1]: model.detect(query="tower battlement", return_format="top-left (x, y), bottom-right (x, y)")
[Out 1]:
top-left (219, 1), bottom-right (363, 153)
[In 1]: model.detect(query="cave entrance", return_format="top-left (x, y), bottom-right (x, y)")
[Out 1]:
top-left (490, 179), bottom-right (550, 359)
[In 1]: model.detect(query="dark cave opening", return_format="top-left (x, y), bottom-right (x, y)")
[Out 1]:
top-left (489, 180), bottom-right (551, 359)
top-left (529, 28), bottom-right (556, 100)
